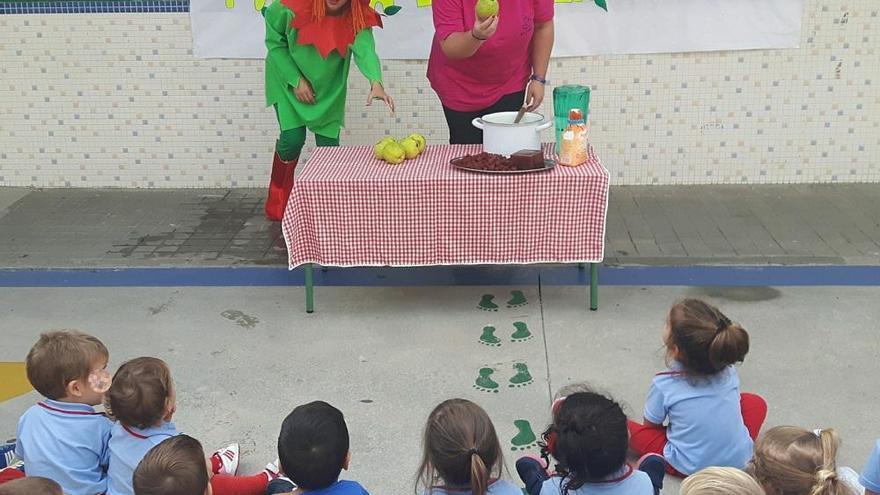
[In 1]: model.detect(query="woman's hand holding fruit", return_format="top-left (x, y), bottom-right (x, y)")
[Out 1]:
top-left (471, 15), bottom-right (498, 41)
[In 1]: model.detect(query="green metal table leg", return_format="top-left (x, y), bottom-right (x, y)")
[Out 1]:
top-left (589, 263), bottom-right (598, 311)
top-left (305, 263), bottom-right (314, 314)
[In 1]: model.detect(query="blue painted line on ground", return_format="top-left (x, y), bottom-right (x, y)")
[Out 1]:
top-left (0, 265), bottom-right (878, 287)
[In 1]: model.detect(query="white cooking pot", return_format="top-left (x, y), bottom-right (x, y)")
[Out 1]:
top-left (472, 112), bottom-right (553, 157)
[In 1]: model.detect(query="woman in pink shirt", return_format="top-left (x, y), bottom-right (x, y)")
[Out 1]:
top-left (427, 0), bottom-right (554, 144)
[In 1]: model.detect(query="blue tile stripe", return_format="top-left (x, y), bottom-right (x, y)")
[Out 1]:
top-left (0, 265), bottom-right (878, 287)
top-left (0, 1), bottom-right (190, 15)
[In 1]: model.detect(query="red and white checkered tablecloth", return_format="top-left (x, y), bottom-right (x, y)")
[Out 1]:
top-left (282, 144), bottom-right (609, 268)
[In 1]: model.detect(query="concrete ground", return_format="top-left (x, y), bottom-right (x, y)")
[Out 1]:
top-left (0, 184), bottom-right (879, 268)
top-left (2, 285), bottom-right (878, 494)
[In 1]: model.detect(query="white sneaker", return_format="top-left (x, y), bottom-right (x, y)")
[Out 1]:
top-left (264, 458), bottom-right (281, 479)
top-left (212, 443), bottom-right (240, 476)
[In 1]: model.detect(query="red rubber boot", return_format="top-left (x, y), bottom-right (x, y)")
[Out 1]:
top-left (264, 152), bottom-right (298, 221)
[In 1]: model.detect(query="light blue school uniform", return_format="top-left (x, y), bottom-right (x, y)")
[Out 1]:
top-left (644, 362), bottom-right (752, 475)
top-left (425, 479), bottom-right (522, 495)
top-left (539, 467), bottom-right (653, 495)
top-left (861, 439), bottom-right (880, 493)
top-left (15, 399), bottom-right (113, 495)
top-left (107, 421), bottom-right (178, 495)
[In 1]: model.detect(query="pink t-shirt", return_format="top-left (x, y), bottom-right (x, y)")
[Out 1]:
top-left (427, 0), bottom-right (554, 112)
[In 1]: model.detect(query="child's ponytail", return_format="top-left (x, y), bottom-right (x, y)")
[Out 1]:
top-left (708, 321), bottom-right (750, 371)
top-left (668, 299), bottom-right (750, 375)
top-left (470, 450), bottom-right (490, 495)
top-left (416, 399), bottom-right (503, 495)
top-left (810, 429), bottom-right (844, 495)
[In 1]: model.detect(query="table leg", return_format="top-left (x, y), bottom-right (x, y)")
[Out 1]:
top-left (305, 263), bottom-right (314, 314)
top-left (589, 263), bottom-right (598, 311)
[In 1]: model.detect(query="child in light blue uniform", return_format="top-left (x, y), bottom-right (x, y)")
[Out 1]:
top-left (516, 389), bottom-right (664, 495)
top-left (106, 357), bottom-right (274, 495)
top-left (415, 399), bottom-right (521, 495)
top-left (267, 401), bottom-right (373, 495)
top-left (106, 357), bottom-right (182, 495)
top-left (748, 426), bottom-right (864, 495)
top-left (132, 435), bottom-right (211, 495)
top-left (862, 440), bottom-right (880, 495)
top-left (107, 419), bottom-right (177, 495)
top-left (15, 331), bottom-right (113, 495)
top-left (627, 299), bottom-right (767, 476)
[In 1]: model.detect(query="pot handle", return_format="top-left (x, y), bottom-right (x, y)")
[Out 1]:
top-left (536, 121), bottom-right (554, 132)
top-left (472, 118), bottom-right (486, 130)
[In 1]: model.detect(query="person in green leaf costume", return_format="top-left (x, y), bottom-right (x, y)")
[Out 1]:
top-left (263, 0), bottom-right (395, 220)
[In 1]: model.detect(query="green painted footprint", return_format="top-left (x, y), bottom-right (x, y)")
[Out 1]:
top-left (474, 368), bottom-right (500, 393)
top-left (477, 294), bottom-right (499, 312)
top-left (508, 362), bottom-right (534, 388)
top-left (479, 326), bottom-right (502, 347)
top-left (510, 322), bottom-right (533, 343)
top-left (510, 419), bottom-right (538, 451)
top-left (507, 290), bottom-right (528, 308)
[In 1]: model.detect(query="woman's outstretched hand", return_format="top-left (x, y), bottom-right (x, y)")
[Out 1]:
top-left (367, 82), bottom-right (395, 114)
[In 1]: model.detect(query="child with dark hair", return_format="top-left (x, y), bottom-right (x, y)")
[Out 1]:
top-left (133, 435), bottom-right (210, 495)
top-left (516, 389), bottom-right (665, 495)
top-left (627, 299), bottom-right (768, 476)
top-left (267, 401), bottom-right (366, 495)
top-left (416, 398), bottom-right (520, 495)
top-left (0, 476), bottom-right (63, 495)
top-left (107, 357), bottom-right (278, 495)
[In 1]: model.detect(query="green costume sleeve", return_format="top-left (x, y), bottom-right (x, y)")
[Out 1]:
top-left (350, 28), bottom-right (383, 86)
top-left (264, 2), bottom-right (302, 90)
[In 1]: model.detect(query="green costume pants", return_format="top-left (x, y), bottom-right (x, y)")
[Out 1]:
top-left (275, 128), bottom-right (340, 161)
top-left (272, 106), bottom-right (340, 161)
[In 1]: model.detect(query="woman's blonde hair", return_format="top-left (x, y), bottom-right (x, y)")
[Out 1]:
top-left (681, 467), bottom-right (763, 495)
top-left (748, 426), bottom-right (856, 495)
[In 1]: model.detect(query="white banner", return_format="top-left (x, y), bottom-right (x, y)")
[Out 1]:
top-left (190, 0), bottom-right (803, 59)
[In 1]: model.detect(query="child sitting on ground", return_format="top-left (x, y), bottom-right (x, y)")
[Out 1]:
top-left (133, 435), bottom-right (211, 495)
top-left (106, 357), bottom-right (278, 495)
top-left (862, 438), bottom-right (880, 495)
top-left (516, 388), bottom-right (665, 495)
top-left (679, 467), bottom-right (763, 495)
top-left (15, 330), bottom-right (113, 495)
top-left (0, 476), bottom-right (63, 495)
top-left (627, 299), bottom-right (768, 476)
top-left (416, 398), bottom-right (520, 495)
top-left (267, 401), bottom-right (367, 495)
top-left (748, 426), bottom-right (862, 495)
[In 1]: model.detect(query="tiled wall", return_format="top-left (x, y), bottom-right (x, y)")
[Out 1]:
top-left (0, 1), bottom-right (877, 187)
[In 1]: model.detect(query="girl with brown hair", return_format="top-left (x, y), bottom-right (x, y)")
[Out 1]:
top-left (416, 399), bottom-right (520, 495)
top-left (748, 426), bottom-right (863, 495)
top-left (627, 299), bottom-right (768, 476)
